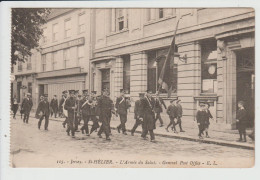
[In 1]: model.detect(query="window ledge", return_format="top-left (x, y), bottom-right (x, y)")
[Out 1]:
top-left (144, 15), bottom-right (176, 26)
top-left (107, 28), bottom-right (129, 37)
top-left (194, 94), bottom-right (218, 101)
top-left (151, 93), bottom-right (178, 100)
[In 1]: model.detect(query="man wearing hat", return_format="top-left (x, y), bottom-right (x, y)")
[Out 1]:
top-left (60, 90), bottom-right (68, 128)
top-left (204, 102), bottom-right (213, 138)
top-left (64, 90), bottom-right (77, 138)
top-left (176, 99), bottom-right (185, 132)
top-left (50, 95), bottom-right (58, 118)
top-left (115, 89), bottom-right (131, 135)
top-left (74, 90), bottom-right (81, 132)
top-left (21, 92), bottom-right (33, 124)
top-left (36, 94), bottom-right (50, 130)
top-left (154, 91), bottom-right (167, 127)
top-left (196, 103), bottom-right (208, 139)
top-left (166, 99), bottom-right (178, 133)
top-left (131, 93), bottom-right (145, 136)
top-left (89, 91), bottom-right (100, 134)
top-left (97, 88), bottom-right (114, 140)
top-left (139, 90), bottom-right (156, 142)
top-left (80, 89), bottom-right (91, 135)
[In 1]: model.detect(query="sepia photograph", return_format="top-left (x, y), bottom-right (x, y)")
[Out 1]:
top-left (8, 6), bottom-right (255, 168)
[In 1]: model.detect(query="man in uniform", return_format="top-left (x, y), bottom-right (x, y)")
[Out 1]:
top-left (36, 94), bottom-right (50, 130)
top-left (140, 90), bottom-right (156, 142)
top-left (89, 91), bottom-right (100, 134)
top-left (74, 90), bottom-right (81, 132)
top-left (80, 89), bottom-right (90, 135)
top-left (154, 91), bottom-right (167, 127)
top-left (116, 89), bottom-right (131, 135)
top-left (21, 93), bottom-right (33, 124)
top-left (97, 88), bottom-right (114, 141)
top-left (64, 90), bottom-right (77, 138)
top-left (131, 93), bottom-right (145, 136)
top-left (60, 90), bottom-right (68, 127)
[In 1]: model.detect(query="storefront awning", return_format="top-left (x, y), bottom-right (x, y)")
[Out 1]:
top-left (90, 56), bottom-right (116, 63)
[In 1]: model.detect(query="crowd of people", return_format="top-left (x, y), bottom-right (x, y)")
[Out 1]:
top-left (11, 89), bottom-right (254, 142)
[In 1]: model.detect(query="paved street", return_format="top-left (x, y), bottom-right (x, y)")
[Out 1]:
top-left (10, 117), bottom-right (254, 168)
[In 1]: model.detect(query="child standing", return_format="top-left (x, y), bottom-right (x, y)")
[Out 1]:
top-left (236, 101), bottom-right (247, 142)
top-left (166, 99), bottom-right (178, 133)
top-left (196, 103), bottom-right (207, 139)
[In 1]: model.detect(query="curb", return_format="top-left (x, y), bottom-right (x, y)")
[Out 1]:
top-left (47, 117), bottom-right (254, 150)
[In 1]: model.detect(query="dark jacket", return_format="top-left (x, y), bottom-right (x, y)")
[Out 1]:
top-left (50, 99), bottom-right (58, 111)
top-left (154, 97), bottom-right (166, 113)
top-left (21, 97), bottom-right (33, 113)
top-left (81, 97), bottom-right (97, 116)
top-left (236, 108), bottom-right (247, 129)
top-left (115, 96), bottom-right (131, 115)
top-left (167, 104), bottom-right (177, 118)
top-left (176, 104), bottom-right (183, 117)
top-left (96, 95), bottom-right (114, 119)
top-left (64, 97), bottom-right (76, 119)
top-left (134, 99), bottom-right (142, 119)
top-left (36, 100), bottom-right (50, 117)
top-left (205, 109), bottom-right (213, 125)
top-left (140, 96), bottom-right (155, 130)
top-left (196, 110), bottom-right (208, 125)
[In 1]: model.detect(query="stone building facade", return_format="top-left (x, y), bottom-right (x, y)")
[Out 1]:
top-left (91, 8), bottom-right (255, 129)
top-left (11, 8), bottom-right (255, 129)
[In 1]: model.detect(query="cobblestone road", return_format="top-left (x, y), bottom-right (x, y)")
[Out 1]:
top-left (10, 117), bottom-right (254, 168)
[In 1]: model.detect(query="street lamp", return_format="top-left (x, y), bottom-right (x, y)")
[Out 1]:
top-left (174, 53), bottom-right (187, 63)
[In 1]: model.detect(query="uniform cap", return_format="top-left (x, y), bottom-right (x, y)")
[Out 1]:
top-left (82, 90), bottom-right (88, 94)
top-left (62, 90), bottom-right (68, 94)
top-left (91, 91), bottom-right (97, 94)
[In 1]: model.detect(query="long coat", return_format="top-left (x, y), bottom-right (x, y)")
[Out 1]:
top-left (140, 96), bottom-right (155, 130)
top-left (50, 99), bottom-right (58, 112)
top-left (115, 96), bottom-right (131, 115)
top-left (97, 95), bottom-right (114, 121)
top-left (176, 104), bottom-right (183, 118)
top-left (21, 97), bottom-right (33, 113)
top-left (236, 108), bottom-right (247, 130)
top-left (134, 100), bottom-right (142, 119)
top-left (154, 97), bottom-right (166, 113)
top-left (36, 100), bottom-right (50, 118)
top-left (64, 97), bottom-right (76, 120)
top-left (80, 97), bottom-right (97, 117)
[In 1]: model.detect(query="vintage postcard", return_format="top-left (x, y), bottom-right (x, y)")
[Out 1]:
top-left (7, 6), bottom-right (255, 169)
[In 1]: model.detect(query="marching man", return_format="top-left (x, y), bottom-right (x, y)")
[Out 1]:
top-left (116, 89), bottom-right (131, 135)
top-left (36, 94), bottom-right (50, 130)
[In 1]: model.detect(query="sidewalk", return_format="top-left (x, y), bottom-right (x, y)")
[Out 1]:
top-left (46, 112), bottom-right (254, 150)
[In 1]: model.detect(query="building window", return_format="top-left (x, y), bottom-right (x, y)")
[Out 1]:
top-left (123, 55), bottom-right (130, 94)
top-left (101, 69), bottom-right (110, 93)
top-left (18, 61), bottom-right (23, 72)
top-left (52, 23), bottom-right (58, 42)
top-left (147, 47), bottom-right (178, 94)
top-left (64, 19), bottom-right (71, 38)
top-left (28, 82), bottom-right (32, 94)
top-left (43, 27), bottom-right (47, 43)
top-left (52, 51), bottom-right (58, 70)
top-left (159, 8), bottom-right (164, 18)
top-left (77, 46), bottom-right (84, 65)
top-left (42, 54), bottom-right (46, 72)
top-left (201, 40), bottom-right (217, 94)
top-left (27, 56), bottom-right (32, 70)
top-left (116, 9), bottom-right (127, 31)
top-left (63, 48), bottom-right (70, 69)
top-left (78, 13), bottom-right (86, 34)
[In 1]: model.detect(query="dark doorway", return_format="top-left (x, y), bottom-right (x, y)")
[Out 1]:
top-left (101, 69), bottom-right (110, 94)
top-left (236, 48), bottom-right (255, 127)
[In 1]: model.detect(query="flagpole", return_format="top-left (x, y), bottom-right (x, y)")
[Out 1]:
top-left (157, 15), bottom-right (184, 97)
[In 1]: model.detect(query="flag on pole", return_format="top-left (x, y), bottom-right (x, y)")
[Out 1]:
top-left (158, 17), bottom-right (181, 97)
